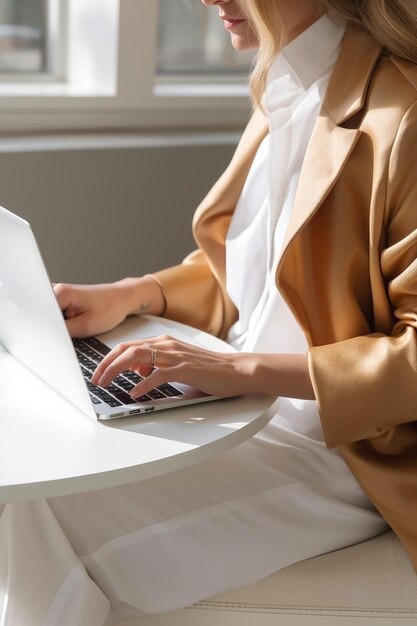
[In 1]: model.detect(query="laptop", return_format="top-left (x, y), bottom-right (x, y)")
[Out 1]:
top-left (0, 205), bottom-right (221, 420)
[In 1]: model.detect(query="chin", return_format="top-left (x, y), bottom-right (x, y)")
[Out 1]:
top-left (230, 33), bottom-right (259, 51)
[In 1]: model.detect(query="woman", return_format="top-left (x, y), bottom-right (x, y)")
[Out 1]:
top-left (1, 0), bottom-right (417, 624)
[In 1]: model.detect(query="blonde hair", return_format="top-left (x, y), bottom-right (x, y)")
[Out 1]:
top-left (238, 0), bottom-right (417, 108)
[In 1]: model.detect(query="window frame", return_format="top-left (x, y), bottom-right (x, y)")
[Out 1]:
top-left (0, 0), bottom-right (63, 81)
top-left (0, 0), bottom-right (252, 133)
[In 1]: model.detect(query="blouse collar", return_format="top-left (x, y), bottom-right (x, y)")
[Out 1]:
top-left (268, 13), bottom-right (346, 92)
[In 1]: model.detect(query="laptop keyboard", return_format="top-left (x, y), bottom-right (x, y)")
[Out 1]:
top-left (72, 337), bottom-right (183, 409)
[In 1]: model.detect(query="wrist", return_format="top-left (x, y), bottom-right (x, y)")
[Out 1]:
top-left (236, 351), bottom-right (314, 400)
top-left (114, 275), bottom-right (165, 317)
top-left (229, 351), bottom-right (261, 395)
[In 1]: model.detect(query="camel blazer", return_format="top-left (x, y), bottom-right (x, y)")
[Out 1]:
top-left (152, 27), bottom-right (417, 570)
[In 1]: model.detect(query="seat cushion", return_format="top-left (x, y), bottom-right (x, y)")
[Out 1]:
top-left (200, 531), bottom-right (417, 615)
top-left (111, 531), bottom-right (417, 625)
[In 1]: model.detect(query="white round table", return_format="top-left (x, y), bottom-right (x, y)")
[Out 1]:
top-left (0, 315), bottom-right (277, 502)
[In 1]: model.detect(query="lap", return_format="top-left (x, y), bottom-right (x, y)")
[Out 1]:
top-left (47, 398), bottom-right (378, 557)
top-left (0, 398), bottom-right (389, 620)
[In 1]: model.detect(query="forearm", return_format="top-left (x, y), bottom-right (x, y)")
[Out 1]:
top-left (236, 352), bottom-right (315, 400)
top-left (116, 275), bottom-right (166, 317)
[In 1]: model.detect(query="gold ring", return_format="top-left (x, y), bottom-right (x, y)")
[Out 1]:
top-left (150, 347), bottom-right (157, 369)
top-left (144, 343), bottom-right (157, 369)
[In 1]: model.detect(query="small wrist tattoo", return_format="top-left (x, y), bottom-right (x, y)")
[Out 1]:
top-left (139, 302), bottom-right (150, 313)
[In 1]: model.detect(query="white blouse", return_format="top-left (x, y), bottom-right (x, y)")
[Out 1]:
top-left (226, 14), bottom-right (345, 424)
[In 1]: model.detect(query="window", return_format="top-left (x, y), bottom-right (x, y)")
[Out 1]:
top-left (0, 0), bottom-right (47, 74)
top-left (0, 0), bottom-right (253, 133)
top-left (157, 0), bottom-right (253, 75)
top-left (0, 0), bottom-right (63, 80)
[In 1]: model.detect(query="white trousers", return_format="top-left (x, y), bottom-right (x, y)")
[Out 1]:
top-left (0, 397), bottom-right (388, 626)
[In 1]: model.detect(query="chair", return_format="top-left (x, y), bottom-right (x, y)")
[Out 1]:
top-left (114, 531), bottom-right (417, 626)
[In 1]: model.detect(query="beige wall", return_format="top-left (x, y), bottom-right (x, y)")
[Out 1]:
top-left (0, 138), bottom-right (237, 284)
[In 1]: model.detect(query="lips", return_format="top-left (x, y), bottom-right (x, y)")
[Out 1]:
top-left (221, 16), bottom-right (246, 29)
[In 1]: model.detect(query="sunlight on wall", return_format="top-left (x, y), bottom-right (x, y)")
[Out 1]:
top-left (0, 590), bottom-right (8, 626)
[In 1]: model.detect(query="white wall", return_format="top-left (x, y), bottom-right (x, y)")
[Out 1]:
top-left (0, 137), bottom-right (238, 284)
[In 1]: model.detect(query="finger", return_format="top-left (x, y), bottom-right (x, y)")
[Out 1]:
top-left (53, 283), bottom-right (73, 312)
top-left (132, 363), bottom-right (153, 378)
top-left (65, 314), bottom-right (93, 338)
top-left (65, 306), bottom-right (79, 319)
top-left (92, 341), bottom-right (147, 384)
top-left (92, 335), bottom-right (173, 384)
top-left (130, 368), bottom-right (171, 398)
top-left (91, 342), bottom-right (130, 384)
top-left (96, 346), bottom-right (155, 388)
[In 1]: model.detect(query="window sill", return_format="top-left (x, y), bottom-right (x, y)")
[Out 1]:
top-left (0, 83), bottom-right (116, 98)
top-left (0, 131), bottom-right (243, 154)
top-left (154, 83), bottom-right (250, 98)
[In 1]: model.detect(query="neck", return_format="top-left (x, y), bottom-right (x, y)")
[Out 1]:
top-left (283, 1), bottom-right (325, 45)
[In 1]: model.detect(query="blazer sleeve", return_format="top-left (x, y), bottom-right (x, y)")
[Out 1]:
top-left (147, 248), bottom-right (226, 337)
top-left (308, 99), bottom-right (417, 448)
top-left (150, 108), bottom-right (269, 338)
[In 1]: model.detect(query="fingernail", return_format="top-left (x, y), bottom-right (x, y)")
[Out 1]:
top-left (130, 386), bottom-right (143, 398)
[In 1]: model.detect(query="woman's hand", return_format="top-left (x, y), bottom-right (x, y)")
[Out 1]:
top-left (90, 336), bottom-right (315, 401)
top-left (53, 276), bottom-right (165, 338)
top-left (90, 335), bottom-right (257, 399)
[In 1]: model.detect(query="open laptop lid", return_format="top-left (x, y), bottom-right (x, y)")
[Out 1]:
top-left (0, 205), bottom-right (96, 420)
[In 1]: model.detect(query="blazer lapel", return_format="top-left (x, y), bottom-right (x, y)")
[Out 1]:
top-left (276, 116), bottom-right (361, 277)
top-left (276, 27), bottom-right (383, 281)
